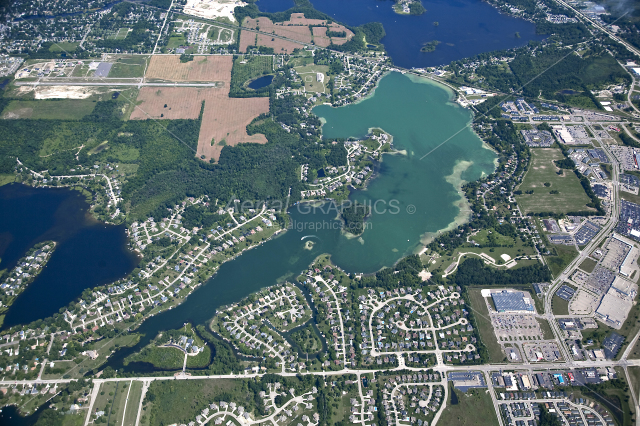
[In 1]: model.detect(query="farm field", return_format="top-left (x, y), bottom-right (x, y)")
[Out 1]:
top-left (145, 55), bottom-right (232, 83)
top-left (515, 148), bottom-right (594, 214)
top-left (240, 13), bottom-right (354, 53)
top-left (1, 99), bottom-right (96, 120)
top-left (131, 87), bottom-right (269, 161)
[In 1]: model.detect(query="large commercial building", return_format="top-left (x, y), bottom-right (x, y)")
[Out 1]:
top-left (491, 290), bottom-right (535, 313)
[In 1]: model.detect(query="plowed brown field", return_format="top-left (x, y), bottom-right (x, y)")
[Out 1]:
top-left (131, 86), bottom-right (269, 161)
top-left (241, 14), bottom-right (354, 52)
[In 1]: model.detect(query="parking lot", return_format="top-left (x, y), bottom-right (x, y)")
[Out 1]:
top-left (574, 221), bottom-right (600, 246)
top-left (601, 237), bottom-right (632, 271)
top-left (584, 265), bottom-right (615, 295)
top-left (569, 290), bottom-right (600, 315)
top-left (610, 147), bottom-right (638, 171)
top-left (616, 200), bottom-right (640, 241)
top-left (491, 314), bottom-right (545, 341)
top-left (566, 125), bottom-right (590, 144)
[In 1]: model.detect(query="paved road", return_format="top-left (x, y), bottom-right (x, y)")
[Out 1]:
top-left (14, 81), bottom-right (222, 87)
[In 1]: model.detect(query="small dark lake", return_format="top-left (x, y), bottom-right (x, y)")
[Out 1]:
top-left (256, 0), bottom-right (545, 68)
top-left (248, 75), bottom-right (274, 89)
top-left (0, 184), bottom-right (139, 329)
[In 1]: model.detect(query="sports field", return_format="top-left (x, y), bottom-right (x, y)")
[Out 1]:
top-left (515, 148), bottom-right (594, 214)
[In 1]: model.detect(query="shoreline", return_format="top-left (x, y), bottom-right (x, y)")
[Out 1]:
top-left (417, 159), bottom-right (474, 249)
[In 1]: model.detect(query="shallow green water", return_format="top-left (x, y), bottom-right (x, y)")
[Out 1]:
top-left (313, 71), bottom-right (497, 271)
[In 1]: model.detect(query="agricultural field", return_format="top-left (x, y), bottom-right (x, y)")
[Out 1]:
top-left (144, 55), bottom-right (233, 83)
top-left (1, 99), bottom-right (96, 120)
top-left (131, 86), bottom-right (269, 161)
top-left (515, 148), bottom-right (594, 214)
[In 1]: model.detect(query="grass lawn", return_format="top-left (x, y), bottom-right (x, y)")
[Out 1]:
top-left (546, 244), bottom-right (579, 278)
top-left (515, 148), bottom-right (594, 214)
top-left (166, 33), bottom-right (187, 50)
top-left (468, 288), bottom-right (505, 363)
top-left (438, 387), bottom-right (497, 426)
top-left (471, 228), bottom-right (515, 246)
top-left (537, 318), bottom-right (555, 339)
top-left (579, 257), bottom-right (598, 273)
top-left (93, 381), bottom-right (117, 415)
top-left (123, 380), bottom-right (144, 426)
top-left (107, 381), bottom-right (130, 425)
top-left (551, 294), bottom-right (570, 315)
top-left (0, 174), bottom-right (16, 187)
top-left (294, 64), bottom-right (330, 93)
top-left (48, 42), bottom-right (79, 52)
top-left (629, 367), bottom-right (640, 399)
top-left (2, 99), bottom-right (96, 120)
top-left (109, 56), bottom-right (148, 78)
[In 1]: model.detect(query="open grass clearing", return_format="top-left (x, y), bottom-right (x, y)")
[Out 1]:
top-left (109, 56), bottom-right (148, 78)
top-left (122, 380), bottom-right (143, 426)
top-left (515, 148), bottom-right (594, 214)
top-left (551, 294), bottom-right (570, 316)
top-left (471, 228), bottom-right (515, 246)
top-left (467, 287), bottom-right (505, 363)
top-left (579, 257), bottom-right (598, 273)
top-left (0, 174), bottom-right (17, 187)
top-left (438, 387), bottom-right (497, 426)
top-left (294, 64), bottom-right (330, 93)
top-left (546, 244), bottom-right (579, 278)
top-left (2, 99), bottom-right (96, 120)
top-left (48, 42), bottom-right (79, 52)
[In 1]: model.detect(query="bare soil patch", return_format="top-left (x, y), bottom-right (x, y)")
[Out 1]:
top-left (131, 87), bottom-right (268, 161)
top-left (145, 55), bottom-right (233, 83)
top-left (241, 14), bottom-right (353, 53)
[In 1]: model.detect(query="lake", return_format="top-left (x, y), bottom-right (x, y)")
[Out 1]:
top-left (0, 184), bottom-right (139, 329)
top-left (256, 0), bottom-right (545, 68)
top-left (104, 72), bottom-right (495, 372)
top-left (248, 75), bottom-right (274, 89)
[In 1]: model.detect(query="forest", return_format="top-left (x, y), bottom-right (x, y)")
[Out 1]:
top-left (453, 258), bottom-right (551, 286)
top-left (340, 201), bottom-right (371, 235)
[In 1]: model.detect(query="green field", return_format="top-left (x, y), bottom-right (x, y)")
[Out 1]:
top-left (438, 387), bottom-right (498, 426)
top-left (579, 257), bottom-right (598, 273)
top-left (295, 64), bottom-right (330, 93)
top-left (230, 55), bottom-right (274, 96)
top-left (515, 148), bottom-right (594, 214)
top-left (546, 244), bottom-right (579, 278)
top-left (2, 99), bottom-right (96, 120)
top-left (551, 293), bottom-right (570, 315)
top-left (48, 42), bottom-right (79, 52)
top-left (0, 174), bottom-right (16, 187)
top-left (471, 228), bottom-right (515, 246)
top-left (123, 380), bottom-right (144, 426)
top-left (124, 344), bottom-right (185, 370)
top-left (109, 56), bottom-right (148, 78)
top-left (145, 379), bottom-right (247, 425)
top-left (166, 33), bottom-right (187, 50)
top-left (468, 288), bottom-right (505, 363)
